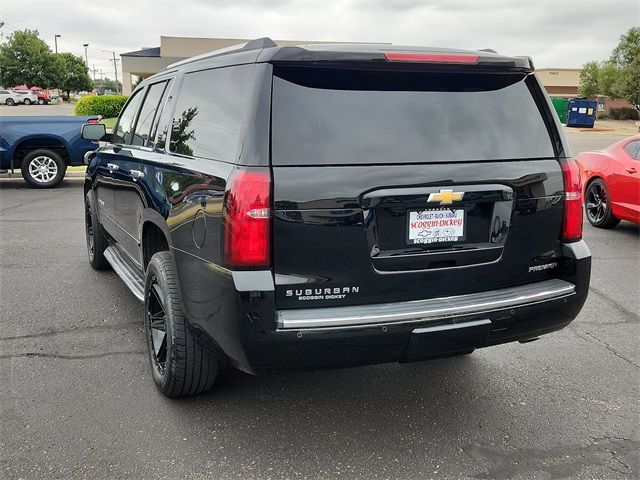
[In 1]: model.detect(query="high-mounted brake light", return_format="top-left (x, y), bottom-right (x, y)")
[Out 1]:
top-left (560, 160), bottom-right (583, 242)
top-left (384, 52), bottom-right (479, 64)
top-left (222, 168), bottom-right (271, 268)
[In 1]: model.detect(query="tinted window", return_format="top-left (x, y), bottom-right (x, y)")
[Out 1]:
top-left (132, 81), bottom-right (167, 147)
top-left (149, 79), bottom-right (174, 150)
top-left (623, 141), bottom-right (640, 160)
top-left (113, 89), bottom-right (143, 145)
top-left (169, 65), bottom-right (254, 162)
top-left (272, 67), bottom-right (555, 165)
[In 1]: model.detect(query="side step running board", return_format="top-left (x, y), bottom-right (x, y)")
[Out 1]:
top-left (277, 279), bottom-right (576, 330)
top-left (104, 246), bottom-right (145, 302)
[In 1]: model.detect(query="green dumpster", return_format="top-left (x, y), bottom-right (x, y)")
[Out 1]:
top-left (552, 98), bottom-right (569, 124)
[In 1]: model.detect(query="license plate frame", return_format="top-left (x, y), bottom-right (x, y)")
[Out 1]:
top-left (406, 208), bottom-right (467, 245)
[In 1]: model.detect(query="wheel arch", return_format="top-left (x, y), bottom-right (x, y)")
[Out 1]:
top-left (583, 174), bottom-right (605, 195)
top-left (141, 214), bottom-right (173, 272)
top-left (11, 135), bottom-right (71, 169)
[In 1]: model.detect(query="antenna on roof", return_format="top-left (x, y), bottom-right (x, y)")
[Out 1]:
top-left (242, 37), bottom-right (277, 50)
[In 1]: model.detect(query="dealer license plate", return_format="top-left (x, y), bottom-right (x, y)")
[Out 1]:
top-left (407, 209), bottom-right (466, 245)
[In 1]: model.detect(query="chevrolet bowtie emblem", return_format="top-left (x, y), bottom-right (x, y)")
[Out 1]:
top-left (427, 189), bottom-right (465, 205)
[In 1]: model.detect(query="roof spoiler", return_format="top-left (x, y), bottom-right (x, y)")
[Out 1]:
top-left (167, 37), bottom-right (277, 69)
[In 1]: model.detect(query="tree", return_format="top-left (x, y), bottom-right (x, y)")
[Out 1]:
top-left (598, 62), bottom-right (619, 97)
top-left (611, 27), bottom-right (640, 107)
top-left (99, 77), bottom-right (122, 92)
top-left (610, 27), bottom-right (640, 68)
top-left (0, 29), bottom-right (61, 88)
top-left (579, 61), bottom-right (599, 98)
top-left (615, 60), bottom-right (640, 107)
top-left (579, 27), bottom-right (640, 107)
top-left (55, 52), bottom-right (92, 97)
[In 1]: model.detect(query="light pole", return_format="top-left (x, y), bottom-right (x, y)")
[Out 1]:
top-left (54, 34), bottom-right (61, 54)
top-left (83, 43), bottom-right (89, 65)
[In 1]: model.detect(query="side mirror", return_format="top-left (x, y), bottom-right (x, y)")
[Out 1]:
top-left (81, 123), bottom-right (107, 141)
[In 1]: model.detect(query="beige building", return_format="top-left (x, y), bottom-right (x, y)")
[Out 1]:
top-left (121, 37), bottom-right (583, 98)
top-left (536, 68), bottom-right (581, 97)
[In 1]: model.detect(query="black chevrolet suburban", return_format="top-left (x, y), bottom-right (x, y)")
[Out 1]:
top-left (82, 38), bottom-right (591, 397)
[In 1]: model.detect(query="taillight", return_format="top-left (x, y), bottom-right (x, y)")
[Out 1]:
top-left (560, 159), bottom-right (583, 242)
top-left (384, 52), bottom-right (478, 64)
top-left (222, 168), bottom-right (271, 268)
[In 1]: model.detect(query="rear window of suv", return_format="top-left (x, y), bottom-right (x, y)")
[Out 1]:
top-left (271, 66), bottom-right (555, 165)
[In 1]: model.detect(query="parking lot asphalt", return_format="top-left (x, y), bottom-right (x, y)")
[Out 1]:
top-left (0, 102), bottom-right (75, 116)
top-left (1, 133), bottom-right (638, 479)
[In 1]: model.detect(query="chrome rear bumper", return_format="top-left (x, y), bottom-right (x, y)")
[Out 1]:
top-left (277, 279), bottom-right (575, 330)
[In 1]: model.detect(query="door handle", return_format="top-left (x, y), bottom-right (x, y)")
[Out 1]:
top-left (130, 169), bottom-right (145, 180)
top-left (626, 168), bottom-right (637, 174)
top-left (106, 163), bottom-right (119, 171)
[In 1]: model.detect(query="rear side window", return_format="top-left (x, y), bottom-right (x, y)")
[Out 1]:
top-left (623, 141), bottom-right (640, 160)
top-left (132, 80), bottom-right (168, 147)
top-left (169, 65), bottom-right (254, 162)
top-left (113, 89), bottom-right (143, 145)
top-left (272, 67), bottom-right (555, 165)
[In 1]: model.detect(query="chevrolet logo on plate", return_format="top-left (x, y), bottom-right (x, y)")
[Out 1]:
top-left (427, 189), bottom-right (465, 205)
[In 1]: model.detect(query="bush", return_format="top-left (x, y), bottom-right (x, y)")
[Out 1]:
top-left (75, 95), bottom-right (128, 118)
top-left (608, 107), bottom-right (640, 120)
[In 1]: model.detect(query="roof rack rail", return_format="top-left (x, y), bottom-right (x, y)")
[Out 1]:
top-left (166, 37), bottom-right (277, 69)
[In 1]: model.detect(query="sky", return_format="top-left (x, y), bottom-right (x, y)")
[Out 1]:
top-left (0, 0), bottom-right (638, 80)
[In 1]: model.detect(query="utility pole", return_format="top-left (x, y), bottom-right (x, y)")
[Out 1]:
top-left (106, 51), bottom-right (120, 94)
top-left (83, 43), bottom-right (89, 66)
top-left (91, 64), bottom-right (98, 82)
top-left (54, 34), bottom-right (61, 54)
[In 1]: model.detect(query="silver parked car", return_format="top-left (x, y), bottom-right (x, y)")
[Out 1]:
top-left (0, 89), bottom-right (20, 106)
top-left (14, 90), bottom-right (39, 105)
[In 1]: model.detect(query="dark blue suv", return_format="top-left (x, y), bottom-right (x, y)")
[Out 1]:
top-left (82, 38), bottom-right (591, 397)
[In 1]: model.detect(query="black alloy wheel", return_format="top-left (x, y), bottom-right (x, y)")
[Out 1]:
top-left (585, 179), bottom-right (620, 228)
top-left (146, 277), bottom-right (168, 375)
top-left (84, 191), bottom-right (109, 270)
top-left (144, 252), bottom-right (219, 397)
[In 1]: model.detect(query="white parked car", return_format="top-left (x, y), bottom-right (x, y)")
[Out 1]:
top-left (0, 89), bottom-right (20, 106)
top-left (14, 90), bottom-right (39, 105)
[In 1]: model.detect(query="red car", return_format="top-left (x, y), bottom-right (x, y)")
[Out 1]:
top-left (576, 135), bottom-right (640, 228)
top-left (33, 91), bottom-right (51, 105)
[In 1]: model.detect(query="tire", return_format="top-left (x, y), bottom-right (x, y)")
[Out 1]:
top-left (38, 99), bottom-right (45, 105)
top-left (20, 149), bottom-right (66, 188)
top-left (5, 98), bottom-right (14, 106)
top-left (585, 178), bottom-right (620, 229)
top-left (85, 191), bottom-right (110, 270)
top-left (144, 251), bottom-right (219, 397)
top-left (23, 99), bottom-right (31, 105)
